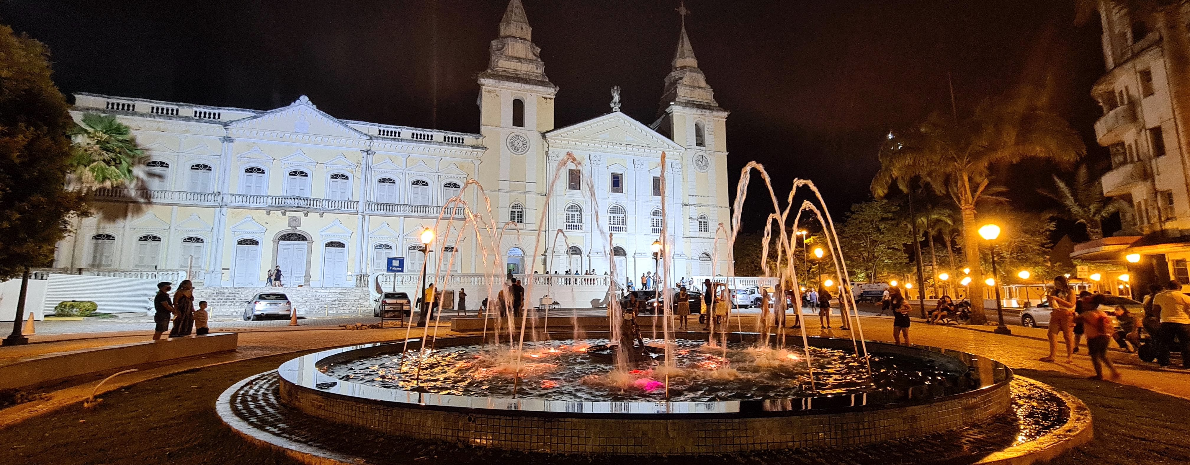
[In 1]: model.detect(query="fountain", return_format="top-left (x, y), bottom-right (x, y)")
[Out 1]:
top-left (218, 155), bottom-right (1092, 460)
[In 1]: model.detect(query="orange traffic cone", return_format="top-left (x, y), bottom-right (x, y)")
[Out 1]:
top-left (289, 307), bottom-right (299, 326)
top-left (23, 312), bottom-right (35, 335)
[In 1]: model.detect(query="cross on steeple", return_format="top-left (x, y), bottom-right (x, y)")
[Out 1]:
top-left (676, 2), bottom-right (690, 28)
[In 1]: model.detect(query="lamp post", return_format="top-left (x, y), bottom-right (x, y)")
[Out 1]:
top-left (796, 230), bottom-right (808, 290)
top-left (979, 224), bottom-right (1010, 335)
top-left (938, 272), bottom-right (950, 299)
top-left (1126, 253), bottom-right (1141, 299)
top-left (651, 240), bottom-right (662, 312)
top-left (415, 228), bottom-right (435, 327)
top-left (1017, 270), bottom-right (1032, 306)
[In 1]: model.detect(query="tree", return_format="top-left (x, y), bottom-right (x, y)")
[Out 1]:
top-left (70, 113), bottom-right (145, 189)
top-left (1039, 164), bottom-right (1128, 240)
top-left (872, 96), bottom-right (1085, 323)
top-left (837, 200), bottom-right (911, 283)
top-left (0, 25), bottom-right (86, 345)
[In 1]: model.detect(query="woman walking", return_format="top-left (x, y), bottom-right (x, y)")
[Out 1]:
top-left (265, 268), bottom-right (275, 287)
top-left (892, 293), bottom-right (911, 345)
top-left (1041, 275), bottom-right (1076, 363)
top-left (169, 279), bottom-right (196, 337)
top-left (676, 286), bottom-right (691, 330)
top-left (817, 287), bottom-right (832, 328)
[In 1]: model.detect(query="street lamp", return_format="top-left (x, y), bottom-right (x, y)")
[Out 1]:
top-left (979, 223), bottom-right (1010, 335)
top-left (1119, 274), bottom-right (1130, 282)
top-left (889, 279), bottom-right (898, 287)
top-left (939, 273), bottom-right (949, 281)
top-left (1126, 253), bottom-right (1141, 263)
top-left (1017, 270), bottom-right (1031, 280)
top-left (813, 247), bottom-right (824, 259)
top-left (963, 268), bottom-right (971, 275)
top-left (824, 279), bottom-right (835, 287)
top-left (651, 239), bottom-right (662, 309)
top-left (416, 228), bottom-right (435, 327)
top-left (1089, 273), bottom-right (1102, 282)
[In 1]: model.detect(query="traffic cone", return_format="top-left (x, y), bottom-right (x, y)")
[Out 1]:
top-left (289, 307), bottom-right (299, 326)
top-left (23, 312), bottom-right (35, 335)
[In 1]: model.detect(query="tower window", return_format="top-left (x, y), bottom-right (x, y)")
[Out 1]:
top-left (1132, 21), bottom-right (1149, 44)
top-left (568, 169), bottom-right (581, 191)
top-left (1150, 126), bottom-right (1166, 157)
top-left (512, 98), bottom-right (525, 128)
top-left (510, 203), bottom-right (525, 224)
top-left (1139, 69), bottom-right (1155, 97)
top-left (652, 176), bottom-right (662, 196)
top-left (694, 121), bottom-right (705, 147)
top-left (564, 204), bottom-right (583, 231)
top-left (610, 173), bottom-right (623, 193)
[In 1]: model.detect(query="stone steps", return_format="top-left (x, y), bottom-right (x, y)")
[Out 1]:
top-left (194, 286), bottom-right (373, 318)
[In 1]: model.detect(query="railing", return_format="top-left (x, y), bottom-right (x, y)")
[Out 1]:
top-left (366, 202), bottom-right (466, 219)
top-left (91, 189), bottom-right (463, 217)
top-left (694, 276), bottom-right (781, 290)
top-left (93, 188), bottom-right (221, 205)
top-left (85, 269), bottom-right (188, 282)
top-left (1101, 161), bottom-right (1150, 197)
top-left (1094, 102), bottom-right (1136, 146)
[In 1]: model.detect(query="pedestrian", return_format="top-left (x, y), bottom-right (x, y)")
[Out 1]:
top-left (1112, 306), bottom-right (1140, 352)
top-left (418, 283), bottom-right (435, 326)
top-left (818, 287), bottom-right (832, 328)
top-left (512, 279), bottom-right (525, 318)
top-left (480, 297), bottom-right (489, 317)
top-left (641, 274), bottom-right (648, 291)
top-left (1153, 280), bottom-right (1190, 369)
top-left (152, 282), bottom-right (175, 341)
top-left (837, 288), bottom-right (850, 331)
top-left (702, 279), bottom-right (713, 328)
top-left (1142, 284), bottom-right (1163, 353)
top-left (1072, 290), bottom-right (1095, 353)
top-left (758, 287), bottom-right (771, 334)
top-left (458, 288), bottom-right (467, 315)
top-left (786, 283), bottom-right (799, 328)
top-left (646, 272), bottom-right (654, 290)
top-left (1076, 294), bottom-right (1120, 380)
top-left (893, 294), bottom-right (911, 345)
top-left (807, 288), bottom-right (818, 310)
top-left (169, 279), bottom-right (195, 337)
top-left (194, 300), bottom-right (210, 336)
top-left (676, 286), bottom-right (691, 330)
top-left (266, 268), bottom-right (275, 287)
top-left (1041, 275), bottom-right (1076, 364)
top-left (273, 266), bottom-right (283, 287)
top-left (879, 287), bottom-right (892, 316)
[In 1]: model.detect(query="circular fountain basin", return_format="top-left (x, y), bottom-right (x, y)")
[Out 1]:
top-left (276, 333), bottom-right (1012, 455)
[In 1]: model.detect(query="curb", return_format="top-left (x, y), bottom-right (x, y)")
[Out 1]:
top-left (976, 376), bottom-right (1094, 465)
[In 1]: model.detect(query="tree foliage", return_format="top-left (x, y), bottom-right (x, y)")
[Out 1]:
top-left (0, 25), bottom-right (86, 279)
top-left (837, 200), bottom-right (911, 283)
top-left (70, 113), bottom-right (145, 188)
top-left (1039, 164), bottom-right (1128, 240)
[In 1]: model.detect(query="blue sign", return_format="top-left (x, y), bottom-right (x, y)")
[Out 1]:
top-left (387, 257), bottom-right (405, 273)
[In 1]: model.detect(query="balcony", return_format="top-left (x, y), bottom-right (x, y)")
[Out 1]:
top-left (1094, 103), bottom-right (1137, 146)
top-left (226, 194), bottom-right (359, 212)
top-left (1101, 161), bottom-right (1151, 197)
top-left (92, 188), bottom-right (221, 206)
top-left (366, 201), bottom-right (466, 219)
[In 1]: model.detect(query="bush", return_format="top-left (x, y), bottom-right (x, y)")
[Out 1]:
top-left (54, 300), bottom-right (98, 317)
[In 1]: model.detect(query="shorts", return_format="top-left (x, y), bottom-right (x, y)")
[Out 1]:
top-left (1087, 335), bottom-right (1110, 356)
top-left (154, 313), bottom-right (171, 332)
top-left (1048, 310), bottom-right (1072, 334)
top-left (196, 327), bottom-right (209, 336)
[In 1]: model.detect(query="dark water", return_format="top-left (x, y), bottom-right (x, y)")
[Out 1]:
top-left (321, 339), bottom-right (964, 402)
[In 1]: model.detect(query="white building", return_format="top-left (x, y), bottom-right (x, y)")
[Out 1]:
top-left (52, 0), bottom-right (732, 293)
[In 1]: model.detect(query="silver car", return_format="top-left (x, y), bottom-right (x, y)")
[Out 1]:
top-left (1018, 296), bottom-right (1143, 328)
top-left (243, 292), bottom-right (293, 320)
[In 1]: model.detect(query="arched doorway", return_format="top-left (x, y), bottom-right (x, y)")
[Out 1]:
top-left (568, 246), bottom-right (583, 273)
top-left (612, 246), bottom-right (627, 279)
top-left (233, 238), bottom-right (261, 286)
top-left (507, 247), bottom-right (524, 275)
top-left (276, 232), bottom-right (310, 286)
top-left (322, 241), bottom-right (348, 287)
top-left (698, 252), bottom-right (713, 276)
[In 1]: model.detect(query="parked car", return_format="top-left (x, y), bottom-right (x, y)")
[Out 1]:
top-left (855, 290), bottom-right (886, 303)
top-left (732, 287), bottom-right (763, 307)
top-left (644, 289), bottom-right (704, 315)
top-left (1017, 296), bottom-right (1143, 328)
top-left (243, 293), bottom-right (293, 321)
top-left (374, 292), bottom-right (412, 318)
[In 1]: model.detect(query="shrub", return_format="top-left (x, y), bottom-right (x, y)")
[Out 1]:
top-left (54, 300), bottom-right (98, 317)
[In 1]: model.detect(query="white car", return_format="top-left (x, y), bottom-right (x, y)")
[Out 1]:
top-left (732, 287), bottom-right (765, 308)
top-left (243, 292), bottom-right (294, 321)
top-left (1017, 296), bottom-right (1143, 328)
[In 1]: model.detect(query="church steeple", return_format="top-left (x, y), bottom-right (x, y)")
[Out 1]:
top-left (658, 3), bottom-right (720, 115)
top-left (480, 0), bottom-right (554, 89)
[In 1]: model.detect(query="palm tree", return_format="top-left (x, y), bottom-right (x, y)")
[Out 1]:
top-left (1040, 164), bottom-right (1129, 240)
top-left (917, 204), bottom-right (958, 297)
top-left (872, 96), bottom-right (1085, 324)
top-left (69, 113), bottom-right (145, 188)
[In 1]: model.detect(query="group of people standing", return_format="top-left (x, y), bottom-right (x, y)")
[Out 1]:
top-left (1040, 275), bottom-right (1128, 380)
top-left (264, 266), bottom-right (283, 287)
top-left (152, 280), bottom-right (209, 340)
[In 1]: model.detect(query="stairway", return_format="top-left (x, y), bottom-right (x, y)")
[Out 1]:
top-left (193, 286), bottom-right (373, 318)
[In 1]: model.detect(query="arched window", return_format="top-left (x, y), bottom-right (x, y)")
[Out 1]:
top-left (188, 164), bottom-right (213, 193)
top-left (242, 166), bottom-right (267, 195)
top-left (697, 214), bottom-right (710, 233)
top-left (327, 173), bottom-right (351, 200)
top-left (700, 252), bottom-right (713, 261)
top-left (650, 209), bottom-right (663, 234)
top-left (568, 246), bottom-right (582, 256)
top-left (506, 247), bottom-right (524, 275)
top-left (694, 121), bottom-right (706, 147)
top-left (608, 205), bottom-right (627, 232)
top-left (373, 243), bottom-right (395, 272)
top-left (407, 244), bottom-right (425, 273)
top-left (564, 204), bottom-right (583, 231)
top-left (90, 234), bottom-right (116, 268)
top-left (286, 170), bottom-right (311, 197)
top-left (443, 181), bottom-right (461, 201)
top-left (410, 179), bottom-right (431, 205)
top-left (326, 241), bottom-right (346, 248)
top-left (237, 238), bottom-right (260, 246)
top-left (135, 234), bottom-right (162, 268)
top-left (698, 252), bottom-right (713, 276)
top-left (179, 236), bottom-right (205, 268)
top-left (145, 160), bottom-right (170, 190)
top-left (510, 203), bottom-right (525, 224)
top-left (512, 98), bottom-right (525, 128)
top-left (613, 246), bottom-right (627, 257)
top-left (278, 232), bottom-right (308, 242)
top-left (375, 177), bottom-right (398, 203)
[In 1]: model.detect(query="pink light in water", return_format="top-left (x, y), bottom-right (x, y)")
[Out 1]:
top-left (541, 380), bottom-right (559, 389)
top-left (634, 378), bottom-right (664, 393)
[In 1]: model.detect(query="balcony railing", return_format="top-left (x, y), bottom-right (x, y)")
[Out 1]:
top-left (1094, 102), bottom-right (1137, 146)
top-left (1101, 161), bottom-right (1151, 197)
top-left (93, 188), bottom-right (221, 205)
top-left (366, 201), bottom-right (466, 219)
top-left (92, 188), bottom-right (457, 218)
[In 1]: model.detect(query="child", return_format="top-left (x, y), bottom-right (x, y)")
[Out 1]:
top-left (1076, 295), bottom-right (1120, 380)
top-left (194, 300), bottom-right (210, 336)
top-left (1112, 306), bottom-right (1140, 353)
top-left (893, 297), bottom-right (911, 346)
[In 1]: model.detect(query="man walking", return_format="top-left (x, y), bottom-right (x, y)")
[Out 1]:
top-left (273, 266), bottom-right (283, 287)
top-left (152, 282), bottom-right (174, 341)
top-left (1154, 280), bottom-right (1190, 369)
top-left (512, 279), bottom-right (525, 319)
top-left (458, 288), bottom-right (467, 315)
top-left (418, 283), bottom-right (435, 326)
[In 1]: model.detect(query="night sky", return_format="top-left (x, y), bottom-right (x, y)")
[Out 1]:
top-left (2, 0), bottom-right (1106, 235)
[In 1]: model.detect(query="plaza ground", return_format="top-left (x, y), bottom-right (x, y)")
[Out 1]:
top-left (1, 305), bottom-right (1188, 464)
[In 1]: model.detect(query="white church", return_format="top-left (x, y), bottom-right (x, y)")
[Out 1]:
top-left (51, 0), bottom-right (732, 296)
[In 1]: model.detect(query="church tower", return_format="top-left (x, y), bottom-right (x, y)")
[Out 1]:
top-left (477, 0), bottom-right (557, 273)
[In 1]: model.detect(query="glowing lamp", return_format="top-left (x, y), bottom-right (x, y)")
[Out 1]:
top-left (960, 277), bottom-right (972, 286)
top-left (1119, 274), bottom-right (1130, 282)
top-left (1017, 270), bottom-right (1031, 280)
top-left (650, 240), bottom-right (662, 254)
top-left (797, 230), bottom-right (807, 236)
top-left (889, 280), bottom-right (898, 287)
top-left (904, 283), bottom-right (913, 289)
top-left (979, 224), bottom-right (1001, 241)
top-left (824, 279), bottom-right (835, 287)
top-left (420, 228), bottom-right (435, 245)
top-left (1126, 253), bottom-right (1141, 263)
top-left (939, 273), bottom-right (949, 281)
top-left (985, 278), bottom-right (996, 286)
top-left (813, 247), bottom-right (824, 259)
top-left (963, 268), bottom-right (971, 275)
top-left (1089, 273), bottom-right (1101, 282)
